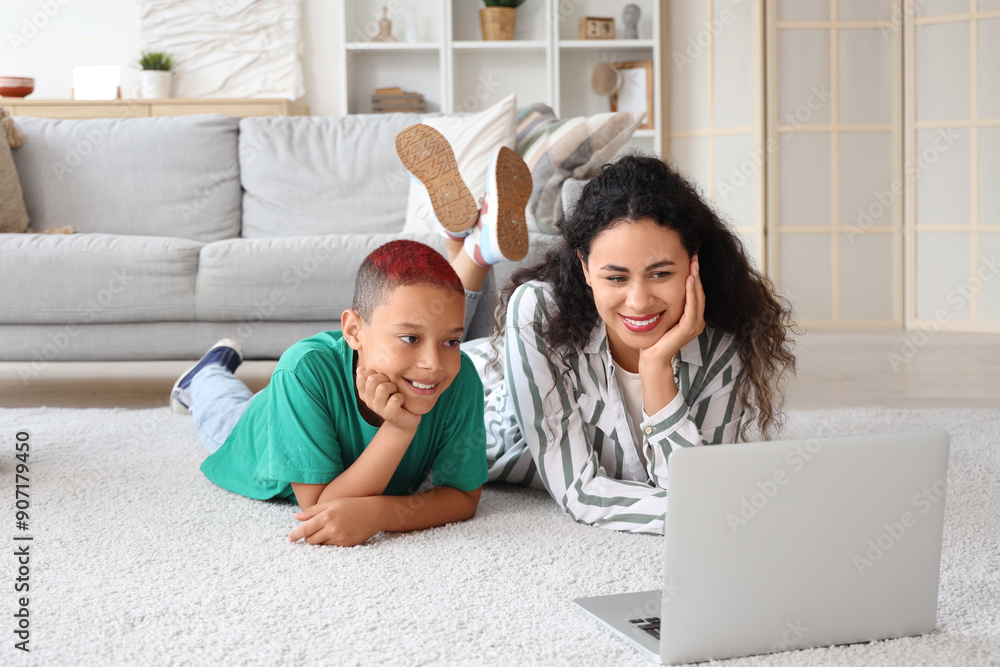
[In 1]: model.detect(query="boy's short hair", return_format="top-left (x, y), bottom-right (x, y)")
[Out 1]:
top-left (353, 240), bottom-right (464, 323)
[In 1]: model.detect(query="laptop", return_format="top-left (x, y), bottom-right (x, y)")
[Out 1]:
top-left (574, 429), bottom-right (950, 665)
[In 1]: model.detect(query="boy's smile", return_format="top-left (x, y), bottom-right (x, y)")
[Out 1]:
top-left (349, 283), bottom-right (466, 417)
top-left (404, 377), bottom-right (440, 395)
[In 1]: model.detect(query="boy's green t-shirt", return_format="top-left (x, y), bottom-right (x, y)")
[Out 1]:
top-left (200, 331), bottom-right (487, 500)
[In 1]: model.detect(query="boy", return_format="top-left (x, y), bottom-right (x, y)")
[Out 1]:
top-left (170, 240), bottom-right (487, 547)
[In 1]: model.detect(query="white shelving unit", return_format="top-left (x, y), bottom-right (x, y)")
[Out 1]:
top-left (338, 0), bottom-right (663, 155)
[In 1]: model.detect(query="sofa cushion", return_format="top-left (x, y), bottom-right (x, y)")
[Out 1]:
top-left (11, 115), bottom-right (241, 242)
top-left (195, 233), bottom-right (447, 322)
top-left (239, 114), bottom-right (432, 239)
top-left (0, 233), bottom-right (202, 324)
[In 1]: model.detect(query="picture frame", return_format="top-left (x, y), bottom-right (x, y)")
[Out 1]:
top-left (579, 16), bottom-right (615, 40)
top-left (610, 59), bottom-right (654, 129)
top-left (71, 66), bottom-right (122, 101)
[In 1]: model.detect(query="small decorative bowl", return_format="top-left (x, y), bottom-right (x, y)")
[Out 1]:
top-left (0, 76), bottom-right (35, 98)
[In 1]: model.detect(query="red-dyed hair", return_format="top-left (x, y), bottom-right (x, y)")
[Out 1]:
top-left (352, 240), bottom-right (463, 322)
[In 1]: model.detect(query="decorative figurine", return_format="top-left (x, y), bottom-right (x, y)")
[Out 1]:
top-left (373, 6), bottom-right (397, 42)
top-left (623, 3), bottom-right (641, 39)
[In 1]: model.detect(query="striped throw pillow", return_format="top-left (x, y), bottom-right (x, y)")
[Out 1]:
top-left (516, 103), bottom-right (645, 234)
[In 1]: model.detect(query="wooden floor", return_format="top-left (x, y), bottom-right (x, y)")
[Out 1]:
top-left (1, 331), bottom-right (998, 410)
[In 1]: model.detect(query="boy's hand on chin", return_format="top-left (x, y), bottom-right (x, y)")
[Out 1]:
top-left (289, 498), bottom-right (380, 547)
top-left (639, 255), bottom-right (705, 374)
top-left (356, 366), bottom-right (422, 432)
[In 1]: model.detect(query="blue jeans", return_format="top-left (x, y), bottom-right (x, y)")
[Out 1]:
top-left (190, 365), bottom-right (254, 454)
top-left (189, 288), bottom-right (483, 454)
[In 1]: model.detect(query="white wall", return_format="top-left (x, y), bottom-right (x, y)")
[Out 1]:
top-left (3, 0), bottom-right (140, 98)
top-left (1, 0), bottom-right (343, 115)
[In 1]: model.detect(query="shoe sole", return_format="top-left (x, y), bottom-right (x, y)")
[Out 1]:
top-left (490, 146), bottom-right (532, 262)
top-left (395, 124), bottom-right (479, 234)
top-left (169, 337), bottom-right (245, 415)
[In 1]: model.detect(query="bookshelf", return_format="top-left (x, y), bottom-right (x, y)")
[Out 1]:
top-left (338, 0), bottom-right (663, 155)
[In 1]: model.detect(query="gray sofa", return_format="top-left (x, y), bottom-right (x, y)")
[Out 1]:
top-left (0, 113), bottom-right (551, 362)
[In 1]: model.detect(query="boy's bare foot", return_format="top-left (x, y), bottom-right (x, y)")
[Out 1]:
top-left (465, 146), bottom-right (531, 266)
top-left (395, 124), bottom-right (479, 236)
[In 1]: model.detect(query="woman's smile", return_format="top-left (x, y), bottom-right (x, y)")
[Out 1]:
top-left (619, 311), bottom-right (664, 333)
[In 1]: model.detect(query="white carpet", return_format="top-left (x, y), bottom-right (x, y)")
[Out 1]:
top-left (1, 407), bottom-right (998, 667)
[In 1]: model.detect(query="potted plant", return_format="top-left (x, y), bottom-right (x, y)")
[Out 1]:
top-left (137, 50), bottom-right (174, 99)
top-left (480, 0), bottom-right (526, 41)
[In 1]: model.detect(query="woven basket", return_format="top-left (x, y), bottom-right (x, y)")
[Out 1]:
top-left (479, 7), bottom-right (516, 41)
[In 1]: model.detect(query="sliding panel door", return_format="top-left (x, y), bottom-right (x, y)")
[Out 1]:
top-left (766, 0), bottom-right (903, 328)
top-left (907, 0), bottom-right (1000, 332)
top-left (665, 0), bottom-right (766, 269)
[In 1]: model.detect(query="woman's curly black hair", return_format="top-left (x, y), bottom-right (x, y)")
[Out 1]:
top-left (490, 154), bottom-right (799, 441)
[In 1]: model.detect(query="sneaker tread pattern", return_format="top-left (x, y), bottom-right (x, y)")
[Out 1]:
top-left (395, 125), bottom-right (478, 233)
top-left (492, 146), bottom-right (532, 262)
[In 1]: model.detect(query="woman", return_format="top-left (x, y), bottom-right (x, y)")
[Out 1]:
top-left (397, 126), bottom-right (796, 534)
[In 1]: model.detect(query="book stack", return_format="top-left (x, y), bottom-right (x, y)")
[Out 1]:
top-left (371, 87), bottom-right (425, 113)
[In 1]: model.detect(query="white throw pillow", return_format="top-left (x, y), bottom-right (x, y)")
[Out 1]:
top-left (401, 94), bottom-right (517, 234)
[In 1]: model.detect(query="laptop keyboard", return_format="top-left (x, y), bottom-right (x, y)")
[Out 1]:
top-left (628, 616), bottom-right (660, 639)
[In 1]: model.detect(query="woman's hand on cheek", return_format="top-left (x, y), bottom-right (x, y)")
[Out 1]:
top-left (639, 255), bottom-right (706, 373)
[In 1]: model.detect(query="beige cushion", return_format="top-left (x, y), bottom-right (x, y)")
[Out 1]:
top-left (0, 110), bottom-right (29, 234)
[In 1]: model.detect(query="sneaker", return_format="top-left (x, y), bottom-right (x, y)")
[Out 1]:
top-left (464, 146), bottom-right (531, 266)
top-left (395, 124), bottom-right (479, 237)
top-left (169, 338), bottom-right (245, 415)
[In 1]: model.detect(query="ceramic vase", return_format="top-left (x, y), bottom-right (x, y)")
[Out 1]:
top-left (138, 70), bottom-right (172, 99)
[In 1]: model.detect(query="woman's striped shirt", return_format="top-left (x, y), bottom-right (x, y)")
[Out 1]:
top-left (463, 280), bottom-right (744, 535)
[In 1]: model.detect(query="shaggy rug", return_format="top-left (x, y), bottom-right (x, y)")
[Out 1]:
top-left (0, 407), bottom-right (997, 666)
